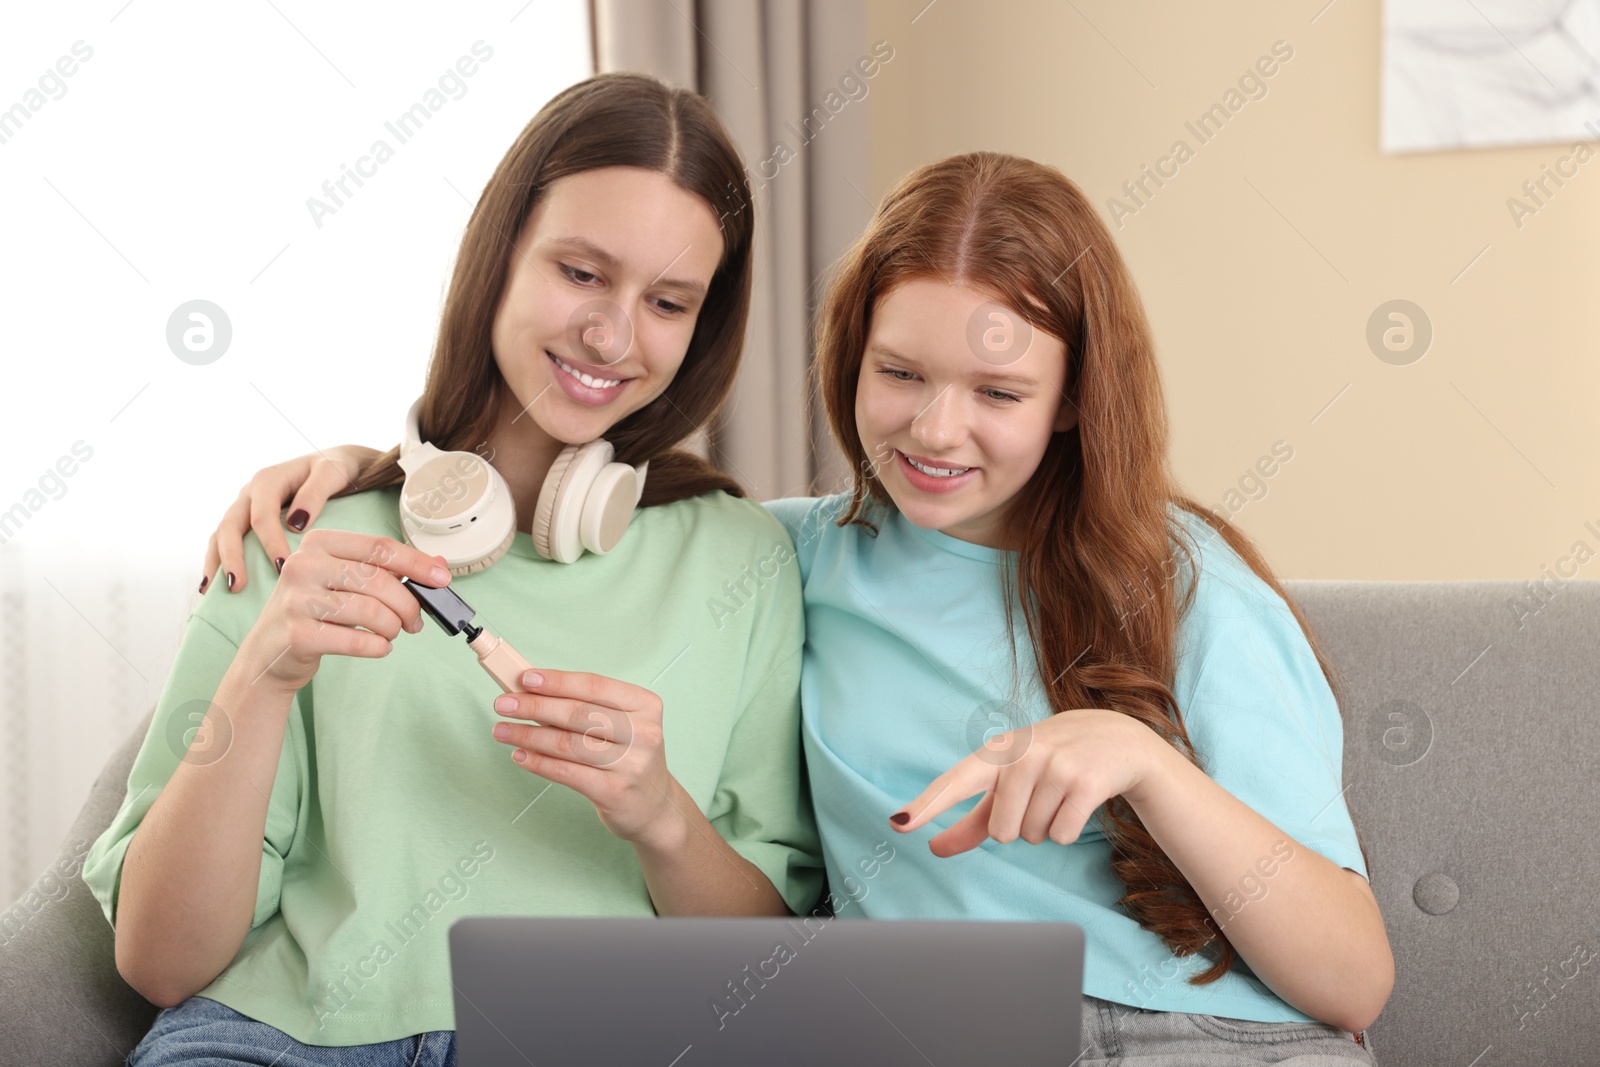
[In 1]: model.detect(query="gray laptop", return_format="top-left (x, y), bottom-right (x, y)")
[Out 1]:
top-left (448, 916), bottom-right (1083, 1065)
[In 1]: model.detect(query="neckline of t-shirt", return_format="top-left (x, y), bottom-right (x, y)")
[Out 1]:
top-left (896, 510), bottom-right (1010, 563)
top-left (506, 531), bottom-right (542, 560)
top-left (893, 499), bottom-right (1203, 567)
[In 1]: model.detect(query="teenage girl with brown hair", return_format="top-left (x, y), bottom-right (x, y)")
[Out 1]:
top-left (85, 72), bottom-right (822, 1065)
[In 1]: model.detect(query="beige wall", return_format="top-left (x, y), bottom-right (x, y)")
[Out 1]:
top-left (863, 0), bottom-right (1600, 580)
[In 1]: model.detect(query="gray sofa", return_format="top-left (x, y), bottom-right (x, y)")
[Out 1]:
top-left (3, 580), bottom-right (1596, 1065)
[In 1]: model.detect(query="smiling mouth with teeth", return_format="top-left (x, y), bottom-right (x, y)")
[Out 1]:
top-left (549, 351), bottom-right (627, 390)
top-left (903, 452), bottom-right (972, 478)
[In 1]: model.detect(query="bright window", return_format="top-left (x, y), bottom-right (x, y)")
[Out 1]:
top-left (0, 1), bottom-right (593, 553)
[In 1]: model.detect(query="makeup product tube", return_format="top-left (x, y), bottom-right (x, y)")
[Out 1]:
top-left (400, 577), bottom-right (534, 694)
top-left (465, 630), bottom-right (534, 694)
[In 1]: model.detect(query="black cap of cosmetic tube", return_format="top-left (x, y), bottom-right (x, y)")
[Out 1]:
top-left (400, 577), bottom-right (483, 643)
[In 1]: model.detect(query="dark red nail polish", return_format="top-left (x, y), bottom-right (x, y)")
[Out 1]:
top-left (287, 509), bottom-right (309, 531)
top-left (198, 576), bottom-right (209, 594)
top-left (226, 572), bottom-right (235, 591)
top-left (890, 811), bottom-right (910, 826)
top-left (275, 557), bottom-right (285, 574)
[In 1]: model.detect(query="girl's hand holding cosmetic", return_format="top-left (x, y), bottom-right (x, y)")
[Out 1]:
top-left (890, 709), bottom-right (1168, 857)
top-left (203, 445), bottom-right (380, 594)
top-left (490, 668), bottom-right (680, 845)
top-left (238, 529), bottom-right (452, 694)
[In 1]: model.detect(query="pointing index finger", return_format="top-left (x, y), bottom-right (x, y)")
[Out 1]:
top-left (890, 756), bottom-right (998, 832)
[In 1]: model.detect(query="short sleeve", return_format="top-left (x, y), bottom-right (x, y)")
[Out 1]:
top-left (1172, 562), bottom-right (1368, 881)
top-left (759, 497), bottom-right (814, 544)
top-left (761, 495), bottom-right (853, 586)
top-left (706, 509), bottom-right (825, 915)
top-left (81, 533), bottom-right (307, 934)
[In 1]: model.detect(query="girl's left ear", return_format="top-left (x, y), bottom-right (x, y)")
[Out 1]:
top-left (1053, 395), bottom-right (1081, 433)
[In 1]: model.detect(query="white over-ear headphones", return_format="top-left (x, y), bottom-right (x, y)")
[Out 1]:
top-left (397, 397), bottom-right (649, 574)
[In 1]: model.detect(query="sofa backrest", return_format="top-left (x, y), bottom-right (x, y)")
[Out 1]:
top-left (1287, 579), bottom-right (1600, 1065)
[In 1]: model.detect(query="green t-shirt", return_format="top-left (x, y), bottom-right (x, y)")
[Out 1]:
top-left (82, 485), bottom-right (823, 1045)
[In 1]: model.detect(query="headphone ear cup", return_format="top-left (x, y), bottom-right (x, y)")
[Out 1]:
top-left (532, 445), bottom-right (581, 561)
top-left (400, 516), bottom-right (514, 577)
top-left (398, 448), bottom-right (517, 573)
top-left (445, 525), bottom-right (515, 577)
top-left (579, 463), bottom-right (642, 555)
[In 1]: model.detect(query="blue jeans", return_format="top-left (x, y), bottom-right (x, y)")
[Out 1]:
top-left (1082, 994), bottom-right (1377, 1064)
top-left (134, 992), bottom-right (1373, 1065)
top-left (129, 997), bottom-right (456, 1067)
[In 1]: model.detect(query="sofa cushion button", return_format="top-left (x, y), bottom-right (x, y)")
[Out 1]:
top-left (1413, 871), bottom-right (1459, 914)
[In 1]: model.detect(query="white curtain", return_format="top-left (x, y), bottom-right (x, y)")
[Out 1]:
top-left (0, 542), bottom-right (194, 905)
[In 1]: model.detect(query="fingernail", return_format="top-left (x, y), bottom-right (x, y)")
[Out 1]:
top-left (287, 509), bottom-right (309, 532)
top-left (494, 695), bottom-right (517, 714)
top-left (226, 572), bottom-right (236, 591)
top-left (492, 723), bottom-right (511, 740)
top-left (274, 557), bottom-right (285, 574)
top-left (513, 750), bottom-right (528, 763)
top-left (521, 670), bottom-right (543, 689)
top-left (198, 576), bottom-right (209, 594)
top-left (890, 811), bottom-right (910, 826)
top-left (430, 566), bottom-right (452, 584)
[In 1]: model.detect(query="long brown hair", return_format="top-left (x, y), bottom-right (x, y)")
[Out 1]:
top-left (815, 152), bottom-right (1366, 984)
top-left (338, 72), bottom-right (753, 505)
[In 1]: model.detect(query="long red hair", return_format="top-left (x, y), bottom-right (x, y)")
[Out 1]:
top-left (814, 152), bottom-right (1366, 983)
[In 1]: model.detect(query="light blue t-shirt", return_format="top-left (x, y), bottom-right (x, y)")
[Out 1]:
top-left (762, 492), bottom-right (1368, 1024)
